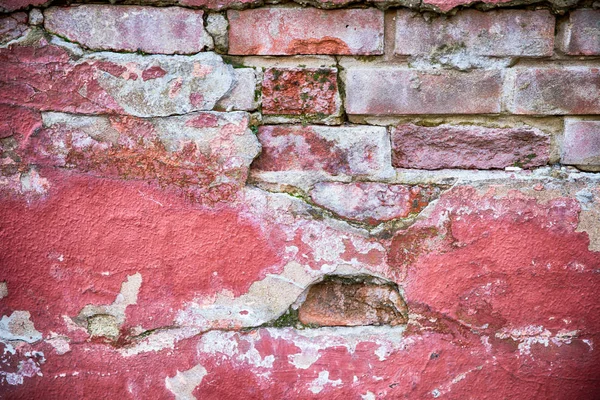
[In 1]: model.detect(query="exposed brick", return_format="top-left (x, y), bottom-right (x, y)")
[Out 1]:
top-left (391, 124), bottom-right (550, 170)
top-left (310, 182), bottom-right (439, 224)
top-left (0, 43), bottom-right (236, 117)
top-left (0, 0), bottom-right (46, 12)
top-left (298, 277), bottom-right (408, 327)
top-left (227, 8), bottom-right (384, 55)
top-left (395, 10), bottom-right (554, 58)
top-left (262, 68), bottom-right (341, 119)
top-left (44, 6), bottom-right (213, 54)
top-left (562, 119), bottom-right (600, 168)
top-left (557, 10), bottom-right (600, 56)
top-left (252, 125), bottom-right (393, 178)
top-left (345, 68), bottom-right (502, 115)
top-left (24, 111), bottom-right (259, 203)
top-left (0, 12), bottom-right (28, 45)
top-left (507, 68), bottom-right (600, 115)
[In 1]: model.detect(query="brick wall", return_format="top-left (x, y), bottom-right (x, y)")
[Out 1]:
top-left (0, 1), bottom-right (599, 398)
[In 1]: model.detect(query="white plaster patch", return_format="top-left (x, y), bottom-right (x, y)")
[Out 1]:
top-left (165, 364), bottom-right (208, 400)
top-left (495, 325), bottom-right (580, 356)
top-left (45, 333), bottom-right (71, 355)
top-left (0, 281), bottom-right (7, 299)
top-left (0, 311), bottom-right (43, 354)
top-left (308, 370), bottom-right (342, 394)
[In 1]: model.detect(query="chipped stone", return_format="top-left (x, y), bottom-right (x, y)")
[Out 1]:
top-left (28, 9), bottom-right (43, 26)
top-left (215, 68), bottom-right (259, 112)
top-left (206, 13), bottom-right (229, 53)
top-left (0, 12), bottom-right (28, 45)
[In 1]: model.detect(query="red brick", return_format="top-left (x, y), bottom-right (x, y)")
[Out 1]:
top-left (262, 68), bottom-right (341, 118)
top-left (310, 182), bottom-right (439, 224)
top-left (391, 123), bottom-right (550, 169)
top-left (227, 8), bottom-right (384, 55)
top-left (44, 5), bottom-right (213, 54)
top-left (345, 68), bottom-right (502, 115)
top-left (0, 0), bottom-right (45, 12)
top-left (395, 10), bottom-right (554, 57)
top-left (297, 277), bottom-right (408, 326)
top-left (557, 10), bottom-right (600, 56)
top-left (562, 119), bottom-right (600, 167)
top-left (252, 125), bottom-right (393, 179)
top-left (507, 68), bottom-right (600, 115)
top-left (421, 0), bottom-right (516, 12)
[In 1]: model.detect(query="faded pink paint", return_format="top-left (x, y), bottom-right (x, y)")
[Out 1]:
top-left (44, 6), bottom-right (212, 54)
top-left (557, 9), bottom-right (600, 56)
top-left (345, 68), bottom-right (503, 115)
top-left (508, 68), bottom-right (600, 115)
top-left (562, 119), bottom-right (600, 166)
top-left (391, 123), bottom-right (550, 169)
top-left (227, 8), bottom-right (384, 55)
top-left (0, 0), bottom-right (46, 12)
top-left (310, 182), bottom-right (438, 224)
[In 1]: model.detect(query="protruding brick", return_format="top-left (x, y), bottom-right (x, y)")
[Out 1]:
top-left (227, 8), bottom-right (384, 55)
top-left (391, 124), bottom-right (550, 169)
top-left (0, 12), bottom-right (28, 45)
top-left (345, 68), bottom-right (502, 115)
top-left (0, 44), bottom-right (236, 117)
top-left (25, 111), bottom-right (259, 203)
top-left (253, 125), bottom-right (393, 179)
top-left (507, 68), bottom-right (600, 115)
top-left (298, 277), bottom-right (408, 327)
top-left (395, 10), bottom-right (554, 58)
top-left (557, 10), bottom-right (600, 56)
top-left (44, 6), bottom-right (213, 54)
top-left (310, 182), bottom-right (439, 224)
top-left (262, 68), bottom-right (341, 121)
top-left (562, 119), bottom-right (600, 168)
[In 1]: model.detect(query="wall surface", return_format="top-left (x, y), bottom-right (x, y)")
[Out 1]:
top-left (0, 0), bottom-right (599, 398)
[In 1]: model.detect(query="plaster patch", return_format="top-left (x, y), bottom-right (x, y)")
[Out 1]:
top-left (166, 364), bottom-right (208, 400)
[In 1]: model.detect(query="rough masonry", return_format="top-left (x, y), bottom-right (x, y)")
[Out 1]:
top-left (0, 1), bottom-right (599, 399)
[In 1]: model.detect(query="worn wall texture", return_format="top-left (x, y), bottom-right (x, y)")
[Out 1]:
top-left (0, 0), bottom-right (599, 398)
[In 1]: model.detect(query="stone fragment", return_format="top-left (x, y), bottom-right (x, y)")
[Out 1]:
top-left (557, 10), bottom-right (600, 56)
top-left (562, 119), bottom-right (600, 169)
top-left (206, 13), bottom-right (229, 53)
top-left (0, 12), bottom-right (28, 45)
top-left (298, 277), bottom-right (408, 326)
top-left (44, 6), bottom-right (213, 54)
top-left (253, 125), bottom-right (394, 179)
top-left (215, 68), bottom-right (259, 112)
top-left (345, 68), bottom-right (502, 115)
top-left (507, 68), bottom-right (600, 115)
top-left (262, 67), bottom-right (341, 120)
top-left (391, 124), bottom-right (550, 170)
top-left (228, 8), bottom-right (384, 55)
top-left (395, 10), bottom-right (554, 58)
top-left (310, 182), bottom-right (439, 224)
top-left (87, 314), bottom-right (120, 341)
top-left (28, 8), bottom-right (43, 26)
top-left (26, 111), bottom-right (259, 203)
top-left (0, 44), bottom-right (235, 117)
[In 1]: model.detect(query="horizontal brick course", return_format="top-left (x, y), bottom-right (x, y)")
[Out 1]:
top-left (562, 119), bottom-right (600, 167)
top-left (262, 68), bottom-right (341, 119)
top-left (44, 6), bottom-right (212, 54)
top-left (391, 123), bottom-right (550, 170)
top-left (227, 8), bottom-right (384, 55)
top-left (557, 10), bottom-right (600, 56)
top-left (345, 68), bottom-right (502, 115)
top-left (507, 68), bottom-right (600, 115)
top-left (253, 125), bottom-right (393, 178)
top-left (395, 10), bottom-right (554, 58)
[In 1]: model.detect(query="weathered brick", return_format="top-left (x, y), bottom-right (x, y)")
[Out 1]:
top-left (215, 68), bottom-right (259, 112)
top-left (557, 10), bottom-right (600, 56)
top-left (0, 0), bottom-right (46, 12)
top-left (310, 182), bottom-right (439, 224)
top-left (262, 67), bottom-right (341, 120)
top-left (0, 12), bottom-right (28, 45)
top-left (24, 111), bottom-right (259, 203)
top-left (252, 125), bottom-right (393, 178)
top-left (562, 119), bottom-right (600, 168)
top-left (298, 277), bottom-right (408, 327)
top-left (395, 10), bottom-right (554, 58)
top-left (44, 6), bottom-right (213, 54)
top-left (420, 0), bottom-right (574, 12)
top-left (227, 8), bottom-right (384, 55)
top-left (0, 43), bottom-right (236, 117)
top-left (507, 68), bottom-right (600, 115)
top-left (345, 68), bottom-right (502, 115)
top-left (391, 124), bottom-right (550, 170)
